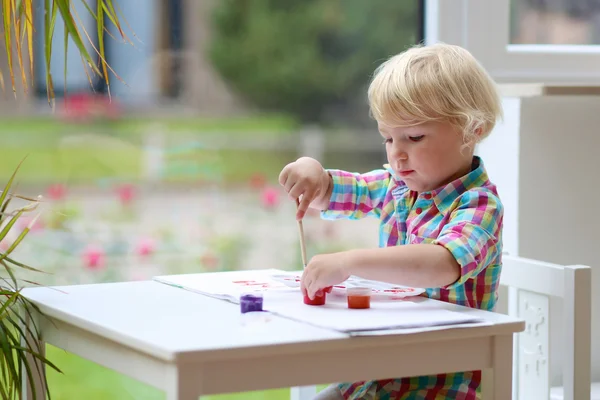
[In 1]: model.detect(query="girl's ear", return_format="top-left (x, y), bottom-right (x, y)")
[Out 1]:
top-left (466, 126), bottom-right (483, 148)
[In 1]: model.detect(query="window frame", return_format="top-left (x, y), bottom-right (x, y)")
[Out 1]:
top-left (424, 0), bottom-right (600, 85)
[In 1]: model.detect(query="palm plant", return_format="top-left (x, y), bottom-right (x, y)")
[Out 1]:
top-left (0, 159), bottom-right (60, 400)
top-left (2, 0), bottom-right (127, 104)
top-left (1, 2), bottom-right (126, 398)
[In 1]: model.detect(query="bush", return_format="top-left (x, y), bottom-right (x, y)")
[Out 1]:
top-left (208, 0), bottom-right (418, 124)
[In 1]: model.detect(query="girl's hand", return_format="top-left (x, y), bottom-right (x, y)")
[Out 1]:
top-left (301, 253), bottom-right (351, 300)
top-left (278, 157), bottom-right (332, 220)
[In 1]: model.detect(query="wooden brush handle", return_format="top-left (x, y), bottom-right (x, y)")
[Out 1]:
top-left (296, 198), bottom-right (308, 267)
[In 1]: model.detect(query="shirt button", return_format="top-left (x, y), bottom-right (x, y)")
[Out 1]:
top-left (416, 207), bottom-right (422, 215)
top-left (423, 193), bottom-right (432, 200)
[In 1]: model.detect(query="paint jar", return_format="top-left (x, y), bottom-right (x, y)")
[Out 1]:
top-left (240, 292), bottom-right (264, 313)
top-left (346, 287), bottom-right (371, 309)
top-left (303, 286), bottom-right (332, 306)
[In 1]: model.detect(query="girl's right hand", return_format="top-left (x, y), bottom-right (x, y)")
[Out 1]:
top-left (278, 157), bottom-right (332, 220)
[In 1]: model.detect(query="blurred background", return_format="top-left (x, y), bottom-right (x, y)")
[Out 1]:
top-left (0, 1), bottom-right (420, 398)
top-left (1, 0), bottom-right (595, 398)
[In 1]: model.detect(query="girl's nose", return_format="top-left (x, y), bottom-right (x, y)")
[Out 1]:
top-left (390, 144), bottom-right (408, 161)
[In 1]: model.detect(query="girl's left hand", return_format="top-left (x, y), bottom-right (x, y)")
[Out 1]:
top-left (301, 252), bottom-right (352, 299)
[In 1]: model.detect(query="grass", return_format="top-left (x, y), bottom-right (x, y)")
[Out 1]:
top-left (0, 115), bottom-right (299, 185)
top-left (47, 345), bottom-right (328, 400)
top-left (0, 114), bottom-right (299, 137)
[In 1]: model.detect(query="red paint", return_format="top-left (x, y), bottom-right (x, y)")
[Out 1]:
top-left (232, 280), bottom-right (270, 288)
top-left (347, 295), bottom-right (371, 309)
top-left (383, 288), bottom-right (415, 293)
top-left (303, 291), bottom-right (326, 306)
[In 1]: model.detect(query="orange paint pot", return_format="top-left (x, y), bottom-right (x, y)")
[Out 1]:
top-left (346, 287), bottom-right (371, 309)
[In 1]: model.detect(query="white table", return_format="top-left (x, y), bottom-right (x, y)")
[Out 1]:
top-left (21, 280), bottom-right (524, 400)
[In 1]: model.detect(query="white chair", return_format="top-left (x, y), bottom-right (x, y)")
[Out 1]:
top-left (498, 255), bottom-right (594, 400)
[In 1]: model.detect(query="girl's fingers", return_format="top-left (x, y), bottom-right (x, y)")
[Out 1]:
top-left (278, 166), bottom-right (289, 186)
top-left (288, 182), bottom-right (304, 200)
top-left (296, 190), bottom-right (314, 220)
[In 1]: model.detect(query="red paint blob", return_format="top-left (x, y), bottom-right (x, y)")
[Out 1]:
top-left (303, 291), bottom-right (326, 306)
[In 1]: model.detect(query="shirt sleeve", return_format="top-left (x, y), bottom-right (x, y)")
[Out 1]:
top-left (434, 189), bottom-right (503, 289)
top-left (320, 169), bottom-right (391, 220)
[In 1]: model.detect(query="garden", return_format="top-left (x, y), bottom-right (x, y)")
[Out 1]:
top-left (0, 0), bottom-right (417, 398)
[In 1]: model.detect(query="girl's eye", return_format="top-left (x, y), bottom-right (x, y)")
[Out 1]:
top-left (382, 138), bottom-right (392, 145)
top-left (409, 135), bottom-right (425, 142)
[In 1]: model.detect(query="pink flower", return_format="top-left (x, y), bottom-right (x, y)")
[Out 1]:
top-left (116, 184), bottom-right (135, 206)
top-left (135, 237), bottom-right (155, 256)
top-left (46, 184), bottom-right (67, 201)
top-left (60, 93), bottom-right (121, 122)
top-left (260, 186), bottom-right (280, 209)
top-left (83, 245), bottom-right (104, 270)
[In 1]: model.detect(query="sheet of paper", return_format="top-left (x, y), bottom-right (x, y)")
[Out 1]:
top-left (153, 269), bottom-right (297, 302)
top-left (153, 270), bottom-right (483, 334)
top-left (347, 321), bottom-right (494, 336)
top-left (262, 291), bottom-right (483, 333)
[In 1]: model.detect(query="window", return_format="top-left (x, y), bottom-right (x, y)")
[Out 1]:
top-left (425, 0), bottom-right (600, 85)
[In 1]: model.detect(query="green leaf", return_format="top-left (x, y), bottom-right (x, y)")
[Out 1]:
top-left (2, 0), bottom-right (16, 95)
top-left (54, 0), bottom-right (101, 76)
top-left (0, 290), bottom-right (19, 319)
top-left (0, 221), bottom-right (31, 263)
top-left (4, 256), bottom-right (46, 274)
top-left (0, 324), bottom-right (20, 398)
top-left (0, 155), bottom-right (26, 212)
top-left (44, 0), bottom-right (57, 106)
top-left (0, 210), bottom-right (24, 243)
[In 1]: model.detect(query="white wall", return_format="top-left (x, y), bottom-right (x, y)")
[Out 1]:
top-left (478, 96), bottom-right (600, 387)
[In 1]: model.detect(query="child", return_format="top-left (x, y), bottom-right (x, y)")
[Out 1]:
top-left (278, 43), bottom-right (504, 400)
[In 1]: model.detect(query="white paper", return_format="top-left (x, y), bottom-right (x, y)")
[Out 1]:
top-left (347, 321), bottom-right (494, 336)
top-left (262, 291), bottom-right (483, 332)
top-left (153, 269), bottom-right (297, 302)
top-left (153, 270), bottom-right (483, 334)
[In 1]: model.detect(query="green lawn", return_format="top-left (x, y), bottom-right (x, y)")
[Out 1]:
top-left (47, 345), bottom-right (327, 400)
top-left (0, 115), bottom-right (298, 185)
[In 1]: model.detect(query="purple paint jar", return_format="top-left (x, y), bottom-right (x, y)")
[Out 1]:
top-left (240, 293), bottom-right (264, 313)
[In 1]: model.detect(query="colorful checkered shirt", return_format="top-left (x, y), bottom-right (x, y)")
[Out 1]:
top-left (321, 156), bottom-right (503, 400)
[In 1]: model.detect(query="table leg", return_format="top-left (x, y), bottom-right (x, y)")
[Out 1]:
top-left (21, 317), bottom-right (47, 400)
top-left (291, 385), bottom-right (317, 400)
top-left (166, 365), bottom-right (201, 400)
top-left (483, 334), bottom-right (513, 400)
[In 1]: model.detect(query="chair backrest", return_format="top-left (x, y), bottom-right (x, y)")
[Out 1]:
top-left (498, 255), bottom-right (592, 400)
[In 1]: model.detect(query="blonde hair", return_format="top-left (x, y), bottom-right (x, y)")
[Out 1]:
top-left (368, 43), bottom-right (502, 144)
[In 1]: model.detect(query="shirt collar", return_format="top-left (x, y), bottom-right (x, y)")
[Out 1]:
top-left (384, 156), bottom-right (490, 214)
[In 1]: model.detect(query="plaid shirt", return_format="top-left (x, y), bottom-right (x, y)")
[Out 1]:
top-left (321, 156), bottom-right (503, 400)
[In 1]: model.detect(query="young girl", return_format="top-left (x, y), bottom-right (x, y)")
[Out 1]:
top-left (278, 43), bottom-right (504, 400)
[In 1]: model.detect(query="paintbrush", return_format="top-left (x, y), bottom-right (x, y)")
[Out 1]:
top-left (296, 198), bottom-right (308, 268)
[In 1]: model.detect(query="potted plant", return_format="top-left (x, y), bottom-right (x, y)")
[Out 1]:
top-left (0, 160), bottom-right (60, 399)
top-left (0, 2), bottom-right (126, 398)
